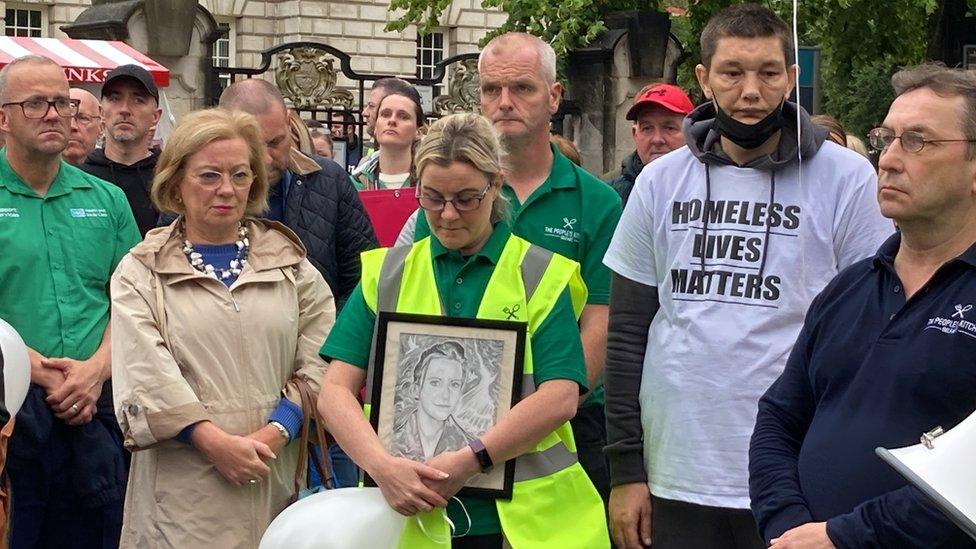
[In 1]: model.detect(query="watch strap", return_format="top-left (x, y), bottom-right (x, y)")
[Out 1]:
top-left (468, 438), bottom-right (493, 473)
top-left (269, 420), bottom-right (290, 442)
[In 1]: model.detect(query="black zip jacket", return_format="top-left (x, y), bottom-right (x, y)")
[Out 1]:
top-left (82, 148), bottom-right (160, 237)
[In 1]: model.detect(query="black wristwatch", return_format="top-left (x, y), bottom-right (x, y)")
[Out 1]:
top-left (468, 438), bottom-right (494, 474)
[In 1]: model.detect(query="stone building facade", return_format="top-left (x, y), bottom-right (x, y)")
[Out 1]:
top-left (1, 0), bottom-right (684, 174)
top-left (1, 0), bottom-right (505, 109)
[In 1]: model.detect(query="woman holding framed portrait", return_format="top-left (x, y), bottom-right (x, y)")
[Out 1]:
top-left (318, 113), bottom-right (609, 548)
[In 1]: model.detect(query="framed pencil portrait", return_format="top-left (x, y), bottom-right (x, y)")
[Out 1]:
top-left (365, 312), bottom-right (526, 499)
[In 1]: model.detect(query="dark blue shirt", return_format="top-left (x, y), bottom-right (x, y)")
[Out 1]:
top-left (750, 232), bottom-right (976, 548)
top-left (265, 170), bottom-right (293, 223)
top-left (193, 243), bottom-right (241, 287)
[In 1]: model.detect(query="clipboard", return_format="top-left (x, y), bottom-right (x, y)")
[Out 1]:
top-left (358, 188), bottom-right (419, 247)
top-left (876, 410), bottom-right (976, 540)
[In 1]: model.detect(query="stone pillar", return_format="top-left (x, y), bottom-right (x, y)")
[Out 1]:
top-left (565, 29), bottom-right (624, 176)
top-left (563, 10), bottom-right (686, 175)
top-left (62, 0), bottom-right (221, 121)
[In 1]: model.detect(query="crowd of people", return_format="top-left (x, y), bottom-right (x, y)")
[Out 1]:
top-left (0, 2), bottom-right (975, 548)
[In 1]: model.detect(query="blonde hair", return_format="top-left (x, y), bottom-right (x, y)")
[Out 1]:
top-left (845, 134), bottom-right (870, 159)
top-left (550, 134), bottom-right (582, 166)
top-left (151, 109), bottom-right (269, 215)
top-left (414, 113), bottom-right (510, 224)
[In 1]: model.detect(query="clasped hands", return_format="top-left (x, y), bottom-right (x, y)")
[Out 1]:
top-left (29, 348), bottom-right (106, 426)
top-left (372, 447), bottom-right (481, 516)
top-left (191, 421), bottom-right (288, 487)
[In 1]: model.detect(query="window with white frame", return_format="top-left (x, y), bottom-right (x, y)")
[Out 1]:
top-left (213, 20), bottom-right (236, 89)
top-left (415, 31), bottom-right (445, 80)
top-left (4, 5), bottom-right (45, 37)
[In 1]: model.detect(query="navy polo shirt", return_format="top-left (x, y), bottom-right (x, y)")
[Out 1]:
top-left (750, 232), bottom-right (976, 548)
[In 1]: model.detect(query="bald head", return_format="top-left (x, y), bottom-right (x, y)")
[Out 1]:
top-left (0, 55), bottom-right (71, 163)
top-left (479, 33), bottom-right (557, 86)
top-left (218, 78), bottom-right (292, 184)
top-left (0, 54), bottom-right (65, 102)
top-left (218, 78), bottom-right (287, 116)
top-left (64, 88), bottom-right (102, 166)
top-left (70, 88), bottom-right (100, 113)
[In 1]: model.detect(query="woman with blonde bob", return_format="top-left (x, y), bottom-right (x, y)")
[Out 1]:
top-left (110, 108), bottom-right (336, 548)
top-left (318, 113), bottom-right (609, 548)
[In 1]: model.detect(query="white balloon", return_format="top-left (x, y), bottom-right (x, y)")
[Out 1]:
top-left (0, 318), bottom-right (30, 419)
top-left (260, 488), bottom-right (407, 549)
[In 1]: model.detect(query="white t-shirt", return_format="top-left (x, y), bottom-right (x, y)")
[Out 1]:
top-left (603, 141), bottom-right (894, 508)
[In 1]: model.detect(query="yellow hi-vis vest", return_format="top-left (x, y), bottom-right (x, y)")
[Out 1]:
top-left (360, 235), bottom-right (610, 549)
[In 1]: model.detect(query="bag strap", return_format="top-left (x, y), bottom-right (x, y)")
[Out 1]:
top-left (291, 377), bottom-right (335, 497)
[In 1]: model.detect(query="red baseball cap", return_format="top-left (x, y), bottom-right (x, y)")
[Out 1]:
top-left (626, 84), bottom-right (694, 120)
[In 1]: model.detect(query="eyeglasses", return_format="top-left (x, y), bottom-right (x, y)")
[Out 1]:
top-left (868, 127), bottom-right (976, 154)
top-left (191, 169), bottom-right (255, 188)
top-left (1, 98), bottom-right (79, 119)
top-left (74, 114), bottom-right (102, 126)
top-left (416, 181), bottom-right (492, 212)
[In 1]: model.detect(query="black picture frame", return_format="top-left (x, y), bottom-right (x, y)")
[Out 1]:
top-left (365, 311), bottom-right (526, 500)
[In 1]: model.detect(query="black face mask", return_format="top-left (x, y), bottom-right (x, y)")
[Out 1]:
top-left (713, 102), bottom-right (785, 149)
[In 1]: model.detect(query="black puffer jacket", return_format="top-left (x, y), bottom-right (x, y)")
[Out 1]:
top-left (606, 150), bottom-right (645, 207)
top-left (285, 152), bottom-right (378, 310)
top-left (158, 150), bottom-right (378, 309)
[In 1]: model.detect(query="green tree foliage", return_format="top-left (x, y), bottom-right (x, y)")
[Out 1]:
top-left (386, 0), bottom-right (660, 55)
top-left (678, 0), bottom-right (946, 138)
top-left (389, 0), bottom-right (961, 138)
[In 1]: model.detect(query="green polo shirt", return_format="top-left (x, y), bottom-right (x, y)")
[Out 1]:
top-left (414, 144), bottom-right (622, 405)
top-left (320, 223), bottom-right (587, 536)
top-left (0, 149), bottom-right (140, 360)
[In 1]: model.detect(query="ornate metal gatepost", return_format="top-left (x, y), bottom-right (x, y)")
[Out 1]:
top-left (433, 58), bottom-right (480, 115)
top-left (275, 47), bottom-right (355, 110)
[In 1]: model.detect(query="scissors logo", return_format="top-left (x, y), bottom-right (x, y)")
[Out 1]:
top-left (953, 304), bottom-right (972, 319)
top-left (503, 304), bottom-right (521, 320)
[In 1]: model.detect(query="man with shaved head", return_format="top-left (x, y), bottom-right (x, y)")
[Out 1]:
top-left (403, 32), bottom-right (622, 537)
top-left (0, 55), bottom-right (139, 548)
top-left (62, 88), bottom-right (101, 166)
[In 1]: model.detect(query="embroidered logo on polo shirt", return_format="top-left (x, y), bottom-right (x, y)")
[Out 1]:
top-left (69, 208), bottom-right (108, 218)
top-left (924, 304), bottom-right (976, 339)
top-left (544, 218), bottom-right (580, 243)
top-left (0, 207), bottom-right (19, 218)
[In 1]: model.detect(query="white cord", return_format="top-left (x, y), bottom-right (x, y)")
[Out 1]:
top-left (793, 0), bottom-right (802, 174)
top-left (414, 496), bottom-right (472, 542)
top-left (792, 0), bottom-right (808, 292)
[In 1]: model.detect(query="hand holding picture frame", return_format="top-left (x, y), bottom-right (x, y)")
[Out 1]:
top-left (365, 312), bottom-right (526, 499)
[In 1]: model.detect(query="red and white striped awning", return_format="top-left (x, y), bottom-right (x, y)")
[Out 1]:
top-left (0, 37), bottom-right (169, 87)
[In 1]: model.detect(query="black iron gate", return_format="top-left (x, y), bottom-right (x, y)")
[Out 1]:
top-left (208, 41), bottom-right (578, 168)
top-left (208, 42), bottom-right (479, 145)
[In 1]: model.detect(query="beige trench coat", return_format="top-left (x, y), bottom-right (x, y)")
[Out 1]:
top-left (110, 218), bottom-right (335, 548)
